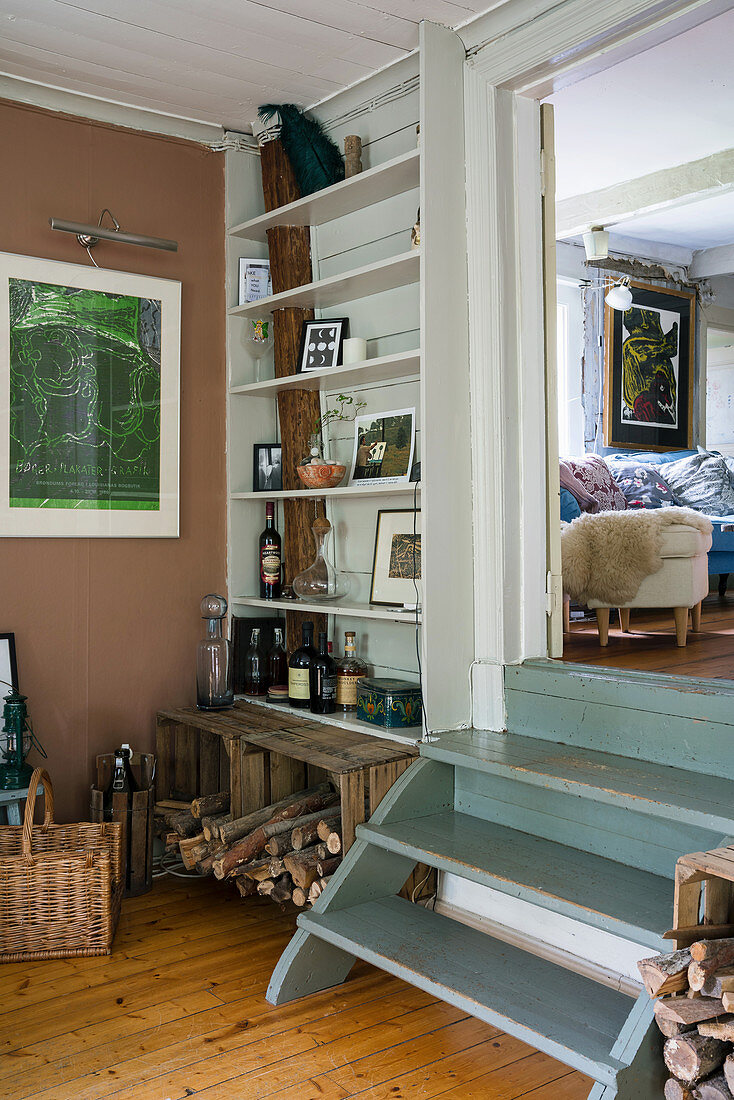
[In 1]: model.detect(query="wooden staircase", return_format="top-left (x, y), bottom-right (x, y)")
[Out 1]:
top-left (267, 662), bottom-right (734, 1098)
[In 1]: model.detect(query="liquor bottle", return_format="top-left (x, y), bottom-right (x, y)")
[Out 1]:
top-left (288, 620), bottom-right (317, 708)
top-left (243, 627), bottom-right (268, 695)
top-left (310, 631), bottom-right (336, 715)
top-left (103, 744), bottom-right (138, 819)
top-left (336, 631), bottom-right (368, 712)
top-left (259, 502), bottom-right (282, 600)
top-left (267, 627), bottom-right (288, 702)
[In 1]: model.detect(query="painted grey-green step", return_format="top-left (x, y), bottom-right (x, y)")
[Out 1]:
top-left (422, 728), bottom-right (734, 835)
top-left (300, 895), bottom-right (633, 1085)
top-left (357, 811), bottom-right (672, 949)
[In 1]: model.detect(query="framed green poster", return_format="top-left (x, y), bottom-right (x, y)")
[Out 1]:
top-left (0, 253), bottom-right (180, 537)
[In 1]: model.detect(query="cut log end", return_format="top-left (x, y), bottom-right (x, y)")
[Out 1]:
top-left (664, 1034), bottom-right (730, 1086)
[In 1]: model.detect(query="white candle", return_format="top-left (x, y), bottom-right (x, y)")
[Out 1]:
top-left (342, 337), bottom-right (367, 364)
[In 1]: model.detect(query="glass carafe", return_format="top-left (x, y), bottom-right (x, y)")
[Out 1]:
top-left (196, 594), bottom-right (234, 710)
top-left (293, 516), bottom-right (351, 601)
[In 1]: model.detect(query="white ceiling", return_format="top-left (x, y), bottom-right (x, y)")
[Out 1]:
top-left (550, 10), bottom-right (734, 202)
top-left (0, 0), bottom-right (489, 132)
top-left (607, 190), bottom-right (734, 250)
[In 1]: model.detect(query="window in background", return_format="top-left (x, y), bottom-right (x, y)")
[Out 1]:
top-left (557, 279), bottom-right (585, 457)
top-left (706, 326), bottom-right (734, 457)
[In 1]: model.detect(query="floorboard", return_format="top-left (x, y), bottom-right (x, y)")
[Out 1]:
top-left (0, 877), bottom-right (592, 1099)
top-left (562, 594), bottom-right (734, 678)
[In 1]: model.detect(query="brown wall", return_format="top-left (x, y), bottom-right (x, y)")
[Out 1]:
top-left (0, 100), bottom-right (226, 821)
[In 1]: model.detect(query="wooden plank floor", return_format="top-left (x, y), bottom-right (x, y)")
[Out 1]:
top-left (562, 594), bottom-right (734, 679)
top-left (0, 876), bottom-right (592, 1099)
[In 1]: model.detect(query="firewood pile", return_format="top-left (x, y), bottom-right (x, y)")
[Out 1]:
top-left (153, 782), bottom-right (343, 908)
top-left (639, 936), bottom-right (734, 1098)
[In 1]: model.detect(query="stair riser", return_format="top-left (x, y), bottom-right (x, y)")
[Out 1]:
top-left (455, 767), bottom-right (722, 879)
top-left (506, 662), bottom-right (734, 777)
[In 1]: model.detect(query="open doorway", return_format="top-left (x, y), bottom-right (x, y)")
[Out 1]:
top-left (549, 13), bottom-right (734, 679)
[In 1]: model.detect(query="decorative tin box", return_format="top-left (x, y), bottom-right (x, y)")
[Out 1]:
top-left (356, 677), bottom-right (422, 729)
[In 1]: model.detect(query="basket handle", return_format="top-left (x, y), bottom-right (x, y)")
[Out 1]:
top-left (22, 767), bottom-right (54, 862)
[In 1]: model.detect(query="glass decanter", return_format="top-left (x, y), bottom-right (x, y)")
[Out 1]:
top-left (196, 594), bottom-right (234, 710)
top-left (293, 516), bottom-right (351, 601)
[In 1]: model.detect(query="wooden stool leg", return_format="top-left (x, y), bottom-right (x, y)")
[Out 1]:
top-left (563, 595), bottom-right (570, 633)
top-left (618, 608), bottom-right (630, 632)
top-left (691, 601), bottom-right (702, 632)
top-left (595, 608), bottom-right (610, 647)
top-left (673, 607), bottom-right (688, 647)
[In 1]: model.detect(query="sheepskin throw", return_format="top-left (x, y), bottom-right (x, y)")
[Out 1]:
top-left (562, 507), bottom-right (712, 606)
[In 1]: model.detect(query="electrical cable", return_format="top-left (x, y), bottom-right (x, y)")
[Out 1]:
top-left (411, 477), bottom-right (431, 738)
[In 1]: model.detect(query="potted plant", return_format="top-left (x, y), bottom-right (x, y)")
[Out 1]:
top-left (297, 394), bottom-right (366, 489)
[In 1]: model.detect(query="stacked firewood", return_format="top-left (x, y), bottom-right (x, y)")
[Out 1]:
top-left (154, 783), bottom-right (343, 908)
top-left (639, 937), bottom-right (734, 1098)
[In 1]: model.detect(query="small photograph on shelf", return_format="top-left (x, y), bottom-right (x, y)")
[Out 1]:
top-left (239, 258), bottom-right (272, 305)
top-left (298, 319), bottom-right (348, 373)
top-left (0, 632), bottom-right (19, 692)
top-left (370, 509), bottom-right (422, 607)
top-left (349, 407), bottom-right (415, 487)
top-left (253, 444), bottom-right (282, 492)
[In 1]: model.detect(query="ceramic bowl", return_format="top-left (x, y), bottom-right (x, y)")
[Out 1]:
top-left (296, 463), bottom-right (346, 490)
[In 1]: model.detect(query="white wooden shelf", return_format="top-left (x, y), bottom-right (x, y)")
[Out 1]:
top-left (231, 595), bottom-right (422, 624)
top-left (228, 252), bottom-right (419, 317)
top-left (230, 350), bottom-right (421, 398)
top-left (231, 483), bottom-right (420, 501)
top-left (232, 695), bottom-right (419, 747)
top-left (228, 149), bottom-right (420, 242)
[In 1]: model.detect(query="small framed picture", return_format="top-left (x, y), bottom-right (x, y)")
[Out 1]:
top-left (349, 407), bottom-right (416, 487)
top-left (0, 633), bottom-right (19, 693)
top-left (239, 258), bottom-right (272, 304)
top-left (253, 444), bottom-right (282, 492)
top-left (370, 509), bottom-right (422, 607)
top-left (298, 319), bottom-right (348, 373)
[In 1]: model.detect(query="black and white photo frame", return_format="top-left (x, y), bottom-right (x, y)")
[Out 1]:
top-left (297, 319), bottom-right (348, 374)
top-left (252, 444), bottom-right (282, 492)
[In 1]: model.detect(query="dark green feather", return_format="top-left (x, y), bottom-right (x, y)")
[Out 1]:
top-left (259, 103), bottom-right (344, 197)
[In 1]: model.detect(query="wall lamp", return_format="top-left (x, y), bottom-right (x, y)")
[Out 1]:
top-left (49, 209), bottom-right (178, 259)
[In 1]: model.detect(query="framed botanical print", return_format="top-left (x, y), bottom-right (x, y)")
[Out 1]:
top-left (370, 508), bottom-right (422, 606)
top-left (604, 281), bottom-right (695, 451)
top-left (0, 252), bottom-right (181, 537)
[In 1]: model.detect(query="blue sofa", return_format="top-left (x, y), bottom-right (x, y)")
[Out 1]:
top-left (560, 450), bottom-right (734, 591)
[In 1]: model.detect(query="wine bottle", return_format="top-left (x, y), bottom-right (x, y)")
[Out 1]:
top-left (103, 744), bottom-right (137, 819)
top-left (310, 631), bottom-right (336, 715)
top-left (259, 502), bottom-right (282, 600)
top-left (336, 631), bottom-right (368, 712)
top-left (288, 620), bottom-right (316, 708)
top-left (243, 627), bottom-right (268, 696)
top-left (268, 626), bottom-right (288, 690)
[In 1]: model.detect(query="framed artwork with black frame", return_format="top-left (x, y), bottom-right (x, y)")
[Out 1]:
top-left (0, 633), bottom-right (18, 692)
top-left (297, 318), bottom-right (348, 374)
top-left (370, 508), bottom-right (422, 606)
top-left (253, 444), bottom-right (282, 492)
top-left (604, 281), bottom-right (696, 451)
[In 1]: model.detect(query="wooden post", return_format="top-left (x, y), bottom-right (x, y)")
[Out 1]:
top-left (344, 135), bottom-right (362, 177)
top-left (259, 139), bottom-right (326, 651)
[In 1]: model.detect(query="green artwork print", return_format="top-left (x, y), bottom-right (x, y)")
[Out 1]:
top-left (9, 279), bottom-right (161, 511)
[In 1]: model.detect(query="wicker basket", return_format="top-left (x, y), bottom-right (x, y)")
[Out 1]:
top-left (0, 768), bottom-right (123, 962)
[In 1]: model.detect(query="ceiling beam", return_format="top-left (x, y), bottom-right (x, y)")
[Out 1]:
top-left (556, 146), bottom-right (734, 239)
top-left (689, 241), bottom-right (734, 278)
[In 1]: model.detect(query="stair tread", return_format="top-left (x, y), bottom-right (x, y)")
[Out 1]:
top-left (301, 895), bottom-right (631, 1082)
top-left (359, 811), bottom-right (671, 947)
top-left (423, 728), bottom-right (734, 833)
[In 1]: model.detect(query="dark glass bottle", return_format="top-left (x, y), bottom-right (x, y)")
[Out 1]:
top-left (103, 744), bottom-right (138, 819)
top-left (288, 621), bottom-right (316, 708)
top-left (243, 627), bottom-right (268, 695)
top-left (268, 627), bottom-right (288, 690)
top-left (259, 502), bottom-right (282, 600)
top-left (310, 631), bottom-right (336, 715)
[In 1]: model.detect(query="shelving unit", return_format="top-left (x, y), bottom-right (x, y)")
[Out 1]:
top-left (224, 27), bottom-right (473, 733)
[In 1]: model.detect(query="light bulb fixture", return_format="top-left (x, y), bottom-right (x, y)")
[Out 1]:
top-left (49, 208), bottom-right (177, 254)
top-left (605, 276), bottom-right (633, 312)
top-left (582, 225), bottom-right (609, 262)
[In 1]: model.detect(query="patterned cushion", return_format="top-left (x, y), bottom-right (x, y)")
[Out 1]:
top-left (605, 457), bottom-right (680, 509)
top-left (565, 454), bottom-right (627, 512)
top-left (663, 453), bottom-right (734, 517)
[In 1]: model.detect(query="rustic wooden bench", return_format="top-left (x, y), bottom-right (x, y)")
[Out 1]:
top-left (155, 702), bottom-right (418, 852)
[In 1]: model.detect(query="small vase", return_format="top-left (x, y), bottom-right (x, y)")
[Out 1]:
top-left (293, 516), bottom-right (351, 602)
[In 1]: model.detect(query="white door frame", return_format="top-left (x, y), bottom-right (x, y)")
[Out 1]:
top-left (461, 0), bottom-right (730, 730)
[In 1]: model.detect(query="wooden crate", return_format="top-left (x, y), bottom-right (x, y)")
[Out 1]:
top-left (156, 703), bottom-right (433, 900)
top-left (90, 752), bottom-right (155, 898)
top-left (671, 845), bottom-right (734, 949)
